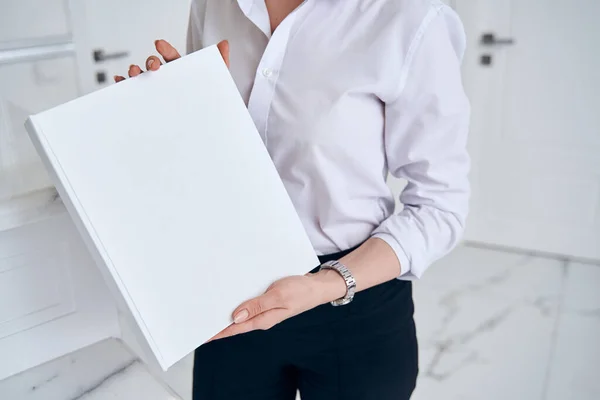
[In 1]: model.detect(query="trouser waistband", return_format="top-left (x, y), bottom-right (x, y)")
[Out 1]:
top-left (312, 244), bottom-right (361, 273)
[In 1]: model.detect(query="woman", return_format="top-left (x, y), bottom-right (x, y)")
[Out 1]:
top-left (116, 0), bottom-right (470, 398)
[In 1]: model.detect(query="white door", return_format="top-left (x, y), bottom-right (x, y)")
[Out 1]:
top-left (456, 0), bottom-right (600, 261)
top-left (69, 0), bottom-right (191, 94)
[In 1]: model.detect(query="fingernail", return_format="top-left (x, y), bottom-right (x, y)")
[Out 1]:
top-left (233, 309), bottom-right (249, 324)
top-left (147, 59), bottom-right (154, 69)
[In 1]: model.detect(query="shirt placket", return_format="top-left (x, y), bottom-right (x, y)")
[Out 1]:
top-left (237, 0), bottom-right (307, 146)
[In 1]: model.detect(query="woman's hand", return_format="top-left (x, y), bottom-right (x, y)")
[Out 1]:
top-left (114, 39), bottom-right (230, 83)
top-left (209, 238), bottom-right (404, 342)
top-left (209, 270), bottom-right (347, 341)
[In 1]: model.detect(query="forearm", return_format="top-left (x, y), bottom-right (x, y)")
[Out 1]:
top-left (309, 238), bottom-right (401, 304)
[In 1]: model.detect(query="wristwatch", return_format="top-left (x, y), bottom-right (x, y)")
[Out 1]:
top-left (319, 260), bottom-right (357, 306)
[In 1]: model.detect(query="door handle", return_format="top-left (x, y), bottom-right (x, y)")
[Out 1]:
top-left (93, 49), bottom-right (130, 63)
top-left (481, 33), bottom-right (515, 46)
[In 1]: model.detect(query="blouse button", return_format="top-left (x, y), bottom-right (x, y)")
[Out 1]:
top-left (262, 68), bottom-right (273, 78)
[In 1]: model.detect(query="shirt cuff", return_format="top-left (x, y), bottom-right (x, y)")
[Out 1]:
top-left (371, 232), bottom-right (418, 281)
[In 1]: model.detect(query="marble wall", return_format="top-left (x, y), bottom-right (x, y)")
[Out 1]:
top-left (1, 245), bottom-right (599, 400)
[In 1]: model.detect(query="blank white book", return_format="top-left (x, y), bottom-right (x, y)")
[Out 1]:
top-left (25, 46), bottom-right (319, 370)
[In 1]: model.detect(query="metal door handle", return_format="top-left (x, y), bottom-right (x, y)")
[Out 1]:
top-left (481, 33), bottom-right (515, 46)
top-left (93, 49), bottom-right (130, 63)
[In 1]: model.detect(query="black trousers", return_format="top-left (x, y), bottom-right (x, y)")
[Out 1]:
top-left (193, 248), bottom-right (418, 400)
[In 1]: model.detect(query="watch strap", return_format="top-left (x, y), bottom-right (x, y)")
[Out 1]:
top-left (319, 260), bottom-right (356, 306)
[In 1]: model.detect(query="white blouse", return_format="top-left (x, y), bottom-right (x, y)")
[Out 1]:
top-left (187, 0), bottom-right (471, 279)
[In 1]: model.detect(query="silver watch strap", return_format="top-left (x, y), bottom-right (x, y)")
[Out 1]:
top-left (319, 260), bottom-right (356, 306)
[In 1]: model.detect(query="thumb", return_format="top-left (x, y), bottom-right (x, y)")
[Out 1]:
top-left (232, 291), bottom-right (279, 324)
top-left (217, 40), bottom-right (230, 69)
top-left (155, 39), bottom-right (181, 63)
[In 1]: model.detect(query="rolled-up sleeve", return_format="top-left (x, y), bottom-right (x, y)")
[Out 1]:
top-left (371, 6), bottom-right (471, 280)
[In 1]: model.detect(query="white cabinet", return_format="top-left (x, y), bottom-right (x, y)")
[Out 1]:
top-left (0, 1), bottom-right (118, 380)
top-left (0, 0), bottom-right (80, 232)
top-left (0, 213), bottom-right (119, 380)
top-left (0, 54), bottom-right (112, 378)
top-left (0, 56), bottom-right (78, 116)
top-left (0, 0), bottom-right (193, 380)
top-left (0, 56), bottom-right (79, 231)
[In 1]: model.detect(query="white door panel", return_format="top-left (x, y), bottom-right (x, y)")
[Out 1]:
top-left (69, 0), bottom-right (191, 94)
top-left (456, 0), bottom-right (600, 261)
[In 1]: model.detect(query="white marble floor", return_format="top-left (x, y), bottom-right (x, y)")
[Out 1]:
top-left (0, 339), bottom-right (193, 400)
top-left (1, 245), bottom-right (599, 400)
top-left (411, 246), bottom-right (600, 400)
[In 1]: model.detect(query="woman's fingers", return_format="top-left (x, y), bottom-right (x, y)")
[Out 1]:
top-left (216, 40), bottom-right (230, 68)
top-left (128, 64), bottom-right (143, 77)
top-left (210, 308), bottom-right (289, 342)
top-left (155, 39), bottom-right (181, 62)
top-left (116, 39), bottom-right (227, 84)
top-left (146, 55), bottom-right (162, 71)
top-left (232, 289), bottom-right (284, 324)
top-left (155, 38), bottom-right (229, 67)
